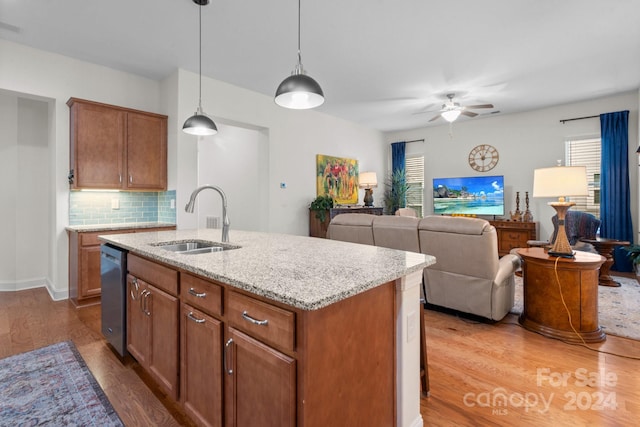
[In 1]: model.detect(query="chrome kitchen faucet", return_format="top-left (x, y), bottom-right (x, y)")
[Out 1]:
top-left (185, 185), bottom-right (230, 242)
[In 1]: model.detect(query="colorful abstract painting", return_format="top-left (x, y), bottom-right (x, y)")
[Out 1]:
top-left (316, 154), bottom-right (359, 204)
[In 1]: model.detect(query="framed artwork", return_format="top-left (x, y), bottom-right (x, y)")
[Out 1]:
top-left (316, 154), bottom-right (359, 204)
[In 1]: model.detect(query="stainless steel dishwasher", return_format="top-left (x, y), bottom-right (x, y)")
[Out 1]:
top-left (100, 243), bottom-right (127, 357)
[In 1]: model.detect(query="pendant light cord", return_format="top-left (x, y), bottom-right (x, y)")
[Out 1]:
top-left (198, 2), bottom-right (203, 111)
top-left (297, 0), bottom-right (302, 67)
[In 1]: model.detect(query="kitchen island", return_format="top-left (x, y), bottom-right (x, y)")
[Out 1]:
top-left (100, 228), bottom-right (434, 427)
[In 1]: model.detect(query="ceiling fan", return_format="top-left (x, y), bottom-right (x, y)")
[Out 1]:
top-left (429, 93), bottom-right (494, 123)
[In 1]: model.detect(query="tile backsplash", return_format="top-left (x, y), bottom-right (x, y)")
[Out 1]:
top-left (69, 190), bottom-right (176, 226)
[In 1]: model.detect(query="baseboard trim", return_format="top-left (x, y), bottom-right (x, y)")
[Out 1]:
top-left (0, 278), bottom-right (68, 301)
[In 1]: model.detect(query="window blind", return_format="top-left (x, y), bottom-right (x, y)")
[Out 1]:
top-left (565, 138), bottom-right (600, 218)
top-left (405, 155), bottom-right (424, 217)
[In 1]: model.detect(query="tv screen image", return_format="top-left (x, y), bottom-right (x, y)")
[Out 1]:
top-left (433, 175), bottom-right (505, 216)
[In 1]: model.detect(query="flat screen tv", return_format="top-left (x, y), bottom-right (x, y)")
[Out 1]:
top-left (433, 175), bottom-right (505, 216)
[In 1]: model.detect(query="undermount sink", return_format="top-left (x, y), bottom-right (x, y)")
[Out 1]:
top-left (156, 240), bottom-right (239, 255)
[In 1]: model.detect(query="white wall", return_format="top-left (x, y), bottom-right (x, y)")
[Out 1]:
top-left (196, 123), bottom-right (270, 232)
top-left (0, 92), bottom-right (50, 291)
top-left (0, 39), bottom-right (387, 298)
top-left (0, 39), bottom-right (162, 298)
top-left (171, 68), bottom-right (387, 235)
top-left (385, 91), bottom-right (640, 242)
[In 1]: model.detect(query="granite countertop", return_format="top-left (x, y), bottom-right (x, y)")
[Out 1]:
top-left (99, 229), bottom-right (435, 311)
top-left (66, 222), bottom-right (177, 232)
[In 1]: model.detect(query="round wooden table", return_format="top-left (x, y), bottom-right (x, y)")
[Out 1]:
top-left (516, 247), bottom-right (606, 343)
top-left (579, 237), bottom-right (630, 287)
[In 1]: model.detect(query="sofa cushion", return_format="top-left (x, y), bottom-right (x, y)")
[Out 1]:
top-left (372, 216), bottom-right (420, 253)
top-left (327, 214), bottom-right (376, 245)
top-left (418, 215), bottom-right (490, 235)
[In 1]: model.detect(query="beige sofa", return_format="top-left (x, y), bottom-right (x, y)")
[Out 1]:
top-left (327, 214), bottom-right (521, 321)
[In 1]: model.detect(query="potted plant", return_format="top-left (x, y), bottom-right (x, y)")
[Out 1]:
top-left (309, 195), bottom-right (334, 238)
top-left (383, 169), bottom-right (409, 215)
top-left (310, 194), bottom-right (334, 223)
top-left (623, 244), bottom-right (640, 274)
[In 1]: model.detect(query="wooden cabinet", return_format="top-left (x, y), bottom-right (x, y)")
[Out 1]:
top-left (225, 327), bottom-right (296, 427)
top-left (68, 226), bottom-right (175, 307)
top-left (180, 273), bottom-right (224, 427)
top-left (489, 220), bottom-right (538, 256)
top-left (68, 98), bottom-right (167, 191)
top-left (517, 247), bottom-right (606, 342)
top-left (127, 254), bottom-right (180, 400)
top-left (127, 256), bottom-right (395, 427)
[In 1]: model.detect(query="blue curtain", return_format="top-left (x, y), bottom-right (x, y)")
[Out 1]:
top-left (599, 110), bottom-right (633, 271)
top-left (391, 142), bottom-right (406, 174)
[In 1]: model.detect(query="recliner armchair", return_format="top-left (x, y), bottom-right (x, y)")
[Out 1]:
top-left (418, 216), bottom-right (521, 321)
top-left (528, 210), bottom-right (600, 252)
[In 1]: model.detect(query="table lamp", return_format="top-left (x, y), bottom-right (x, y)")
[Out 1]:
top-left (359, 172), bottom-right (378, 207)
top-left (532, 165), bottom-right (588, 258)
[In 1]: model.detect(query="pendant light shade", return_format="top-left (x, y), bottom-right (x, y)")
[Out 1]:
top-left (183, 0), bottom-right (218, 136)
top-left (274, 0), bottom-right (324, 109)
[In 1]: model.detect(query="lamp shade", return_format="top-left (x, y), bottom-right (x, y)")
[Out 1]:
top-left (183, 111), bottom-right (218, 136)
top-left (358, 171), bottom-right (378, 189)
top-left (532, 166), bottom-right (588, 200)
top-left (275, 73), bottom-right (325, 109)
top-left (441, 109), bottom-right (461, 123)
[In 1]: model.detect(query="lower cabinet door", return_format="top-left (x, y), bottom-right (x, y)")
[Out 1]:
top-left (148, 284), bottom-right (179, 401)
top-left (181, 304), bottom-right (223, 427)
top-left (126, 275), bottom-right (150, 366)
top-left (224, 327), bottom-right (296, 427)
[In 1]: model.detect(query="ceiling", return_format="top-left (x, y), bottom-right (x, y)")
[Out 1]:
top-left (1, 0), bottom-right (639, 132)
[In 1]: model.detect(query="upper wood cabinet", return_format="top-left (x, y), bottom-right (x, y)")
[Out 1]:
top-left (67, 98), bottom-right (167, 191)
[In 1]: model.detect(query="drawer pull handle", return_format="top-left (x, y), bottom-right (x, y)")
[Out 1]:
top-left (224, 338), bottom-right (234, 375)
top-left (188, 288), bottom-right (207, 298)
top-left (187, 312), bottom-right (206, 323)
top-left (242, 311), bottom-right (269, 326)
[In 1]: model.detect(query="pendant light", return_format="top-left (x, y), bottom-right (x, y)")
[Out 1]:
top-left (183, 0), bottom-right (218, 136)
top-left (274, 0), bottom-right (324, 109)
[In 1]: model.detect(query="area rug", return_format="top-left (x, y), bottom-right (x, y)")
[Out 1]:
top-left (512, 275), bottom-right (640, 341)
top-left (0, 341), bottom-right (123, 426)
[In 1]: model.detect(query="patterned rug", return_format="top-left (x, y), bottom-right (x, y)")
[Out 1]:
top-left (0, 341), bottom-right (123, 426)
top-left (512, 275), bottom-right (640, 341)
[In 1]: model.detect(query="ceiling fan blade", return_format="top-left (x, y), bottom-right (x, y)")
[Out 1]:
top-left (428, 114), bottom-right (442, 122)
top-left (461, 111), bottom-right (478, 118)
top-left (465, 104), bottom-right (494, 109)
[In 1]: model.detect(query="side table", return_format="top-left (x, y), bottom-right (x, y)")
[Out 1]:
top-left (516, 247), bottom-right (606, 343)
top-left (579, 237), bottom-right (630, 287)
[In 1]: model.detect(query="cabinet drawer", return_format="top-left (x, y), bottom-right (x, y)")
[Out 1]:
top-left (227, 291), bottom-right (295, 352)
top-left (81, 230), bottom-right (133, 246)
top-left (128, 253), bottom-right (178, 296)
top-left (181, 273), bottom-right (222, 317)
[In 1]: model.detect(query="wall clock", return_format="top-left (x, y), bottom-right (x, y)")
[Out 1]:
top-left (468, 144), bottom-right (499, 172)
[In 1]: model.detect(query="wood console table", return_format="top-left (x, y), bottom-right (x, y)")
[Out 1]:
top-left (516, 247), bottom-right (606, 343)
top-left (489, 220), bottom-right (538, 256)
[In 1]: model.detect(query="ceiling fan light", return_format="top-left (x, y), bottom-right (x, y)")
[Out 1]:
top-left (275, 73), bottom-right (325, 109)
top-left (183, 111), bottom-right (218, 135)
top-left (441, 109), bottom-right (461, 122)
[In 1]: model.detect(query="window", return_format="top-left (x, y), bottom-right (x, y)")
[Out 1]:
top-left (405, 155), bottom-right (424, 217)
top-left (565, 138), bottom-right (600, 218)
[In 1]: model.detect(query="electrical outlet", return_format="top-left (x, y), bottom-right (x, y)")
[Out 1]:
top-left (111, 198), bottom-right (119, 210)
top-left (170, 199), bottom-right (175, 209)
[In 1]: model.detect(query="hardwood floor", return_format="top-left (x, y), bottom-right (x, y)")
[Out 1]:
top-left (1, 287), bottom-right (639, 426)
